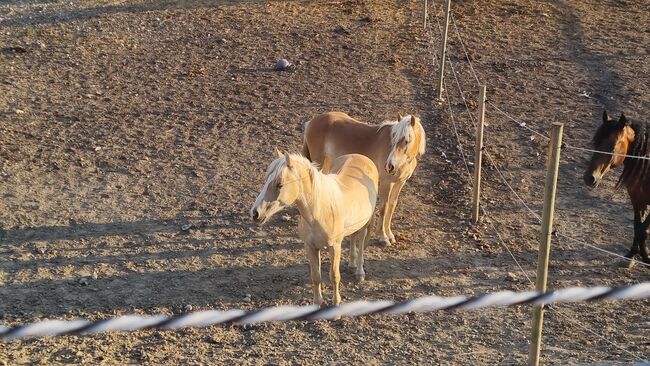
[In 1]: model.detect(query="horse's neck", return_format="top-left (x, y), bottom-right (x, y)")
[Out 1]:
top-left (375, 124), bottom-right (394, 159)
top-left (294, 168), bottom-right (339, 227)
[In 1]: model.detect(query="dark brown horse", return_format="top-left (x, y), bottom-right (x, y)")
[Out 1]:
top-left (584, 111), bottom-right (650, 264)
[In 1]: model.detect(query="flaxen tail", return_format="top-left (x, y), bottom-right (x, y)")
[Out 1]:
top-left (302, 121), bottom-right (311, 160)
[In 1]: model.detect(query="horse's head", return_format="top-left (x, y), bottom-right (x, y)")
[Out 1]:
top-left (250, 149), bottom-right (305, 223)
top-left (385, 114), bottom-right (426, 176)
top-left (583, 111), bottom-right (634, 188)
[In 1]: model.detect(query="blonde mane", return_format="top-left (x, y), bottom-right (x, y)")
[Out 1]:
top-left (379, 115), bottom-right (426, 156)
top-left (268, 153), bottom-right (342, 218)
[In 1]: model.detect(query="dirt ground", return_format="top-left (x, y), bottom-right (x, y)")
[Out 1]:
top-left (0, 0), bottom-right (648, 364)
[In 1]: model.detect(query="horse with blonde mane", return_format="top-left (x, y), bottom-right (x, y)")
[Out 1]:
top-left (250, 150), bottom-right (378, 306)
top-left (302, 112), bottom-right (426, 246)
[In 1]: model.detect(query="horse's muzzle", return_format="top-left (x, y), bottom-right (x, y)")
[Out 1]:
top-left (251, 208), bottom-right (261, 222)
top-left (583, 173), bottom-right (599, 188)
top-left (385, 163), bottom-right (395, 174)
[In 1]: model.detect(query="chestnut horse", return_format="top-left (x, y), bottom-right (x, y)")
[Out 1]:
top-left (584, 111), bottom-right (650, 264)
top-left (302, 112), bottom-right (426, 246)
top-left (250, 150), bottom-right (378, 306)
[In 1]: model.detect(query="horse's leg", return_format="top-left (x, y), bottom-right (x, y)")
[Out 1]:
top-left (627, 208), bottom-right (647, 257)
top-left (348, 235), bottom-right (357, 268)
top-left (305, 244), bottom-right (324, 306)
top-left (356, 214), bottom-right (375, 282)
top-left (639, 206), bottom-right (650, 263)
top-left (376, 181), bottom-right (394, 246)
top-left (384, 179), bottom-right (406, 245)
top-left (328, 244), bottom-right (342, 307)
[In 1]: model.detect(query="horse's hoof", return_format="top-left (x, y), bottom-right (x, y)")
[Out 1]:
top-left (389, 236), bottom-right (397, 245)
top-left (625, 260), bottom-right (636, 269)
top-left (377, 237), bottom-right (391, 246)
top-left (356, 274), bottom-right (365, 282)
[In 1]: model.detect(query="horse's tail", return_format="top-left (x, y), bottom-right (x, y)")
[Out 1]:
top-left (302, 121), bottom-right (311, 160)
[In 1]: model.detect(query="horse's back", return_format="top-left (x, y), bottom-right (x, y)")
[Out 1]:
top-left (304, 112), bottom-right (380, 167)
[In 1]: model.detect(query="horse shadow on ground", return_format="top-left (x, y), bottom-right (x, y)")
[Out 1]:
top-left (1, 245), bottom-right (633, 323)
top-left (0, 0), bottom-right (264, 27)
top-left (0, 252), bottom-right (541, 322)
top-left (553, 0), bottom-right (622, 113)
top-left (0, 212), bottom-right (296, 246)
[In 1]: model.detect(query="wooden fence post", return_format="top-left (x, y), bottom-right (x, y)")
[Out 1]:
top-left (436, 0), bottom-right (451, 100)
top-left (528, 123), bottom-right (564, 366)
top-left (471, 85), bottom-right (486, 224)
top-left (424, 0), bottom-right (428, 29)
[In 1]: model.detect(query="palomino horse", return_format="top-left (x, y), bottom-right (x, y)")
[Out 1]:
top-left (250, 150), bottom-right (378, 306)
top-left (584, 111), bottom-right (650, 264)
top-left (302, 112), bottom-right (426, 246)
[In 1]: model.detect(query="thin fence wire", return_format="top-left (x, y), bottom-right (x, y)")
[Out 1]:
top-left (445, 9), bottom-right (649, 359)
top-left (427, 9), bottom-right (535, 286)
top-left (450, 13), bottom-right (481, 88)
top-left (564, 143), bottom-right (650, 161)
top-left (447, 10), bottom-right (649, 268)
top-left (487, 102), bottom-right (550, 140)
top-left (425, 6), bottom-right (472, 184)
top-left (548, 305), bottom-right (649, 362)
top-left (556, 232), bottom-right (650, 268)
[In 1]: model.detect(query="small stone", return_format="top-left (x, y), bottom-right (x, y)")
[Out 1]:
top-left (243, 294), bottom-right (252, 302)
top-left (185, 304), bottom-right (193, 312)
top-left (281, 214), bottom-right (291, 222)
top-left (15, 109), bottom-right (25, 114)
top-left (92, 271), bottom-right (98, 280)
top-left (34, 40), bottom-right (46, 49)
top-left (181, 224), bottom-right (191, 231)
top-left (275, 58), bottom-right (291, 71)
top-left (94, 146), bottom-right (102, 152)
top-left (79, 278), bottom-right (89, 286)
top-left (506, 272), bottom-right (518, 282)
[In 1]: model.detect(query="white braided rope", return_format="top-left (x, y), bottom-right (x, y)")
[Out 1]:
top-left (2, 283), bottom-right (649, 341)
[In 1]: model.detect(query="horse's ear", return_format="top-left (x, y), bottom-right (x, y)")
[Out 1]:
top-left (285, 153), bottom-right (293, 169)
top-left (275, 147), bottom-right (284, 158)
top-left (620, 113), bottom-right (629, 126)
top-left (398, 113), bottom-right (403, 121)
top-left (410, 115), bottom-right (417, 127)
top-left (602, 110), bottom-right (609, 124)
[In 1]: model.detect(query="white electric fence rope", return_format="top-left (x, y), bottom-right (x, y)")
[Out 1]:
top-left (2, 283), bottom-right (649, 342)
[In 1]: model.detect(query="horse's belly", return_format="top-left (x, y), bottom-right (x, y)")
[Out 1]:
top-left (342, 203), bottom-right (374, 236)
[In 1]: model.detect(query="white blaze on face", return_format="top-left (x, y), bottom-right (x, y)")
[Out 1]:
top-left (250, 177), bottom-right (272, 219)
top-left (385, 117), bottom-right (415, 173)
top-left (250, 157), bottom-right (285, 221)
